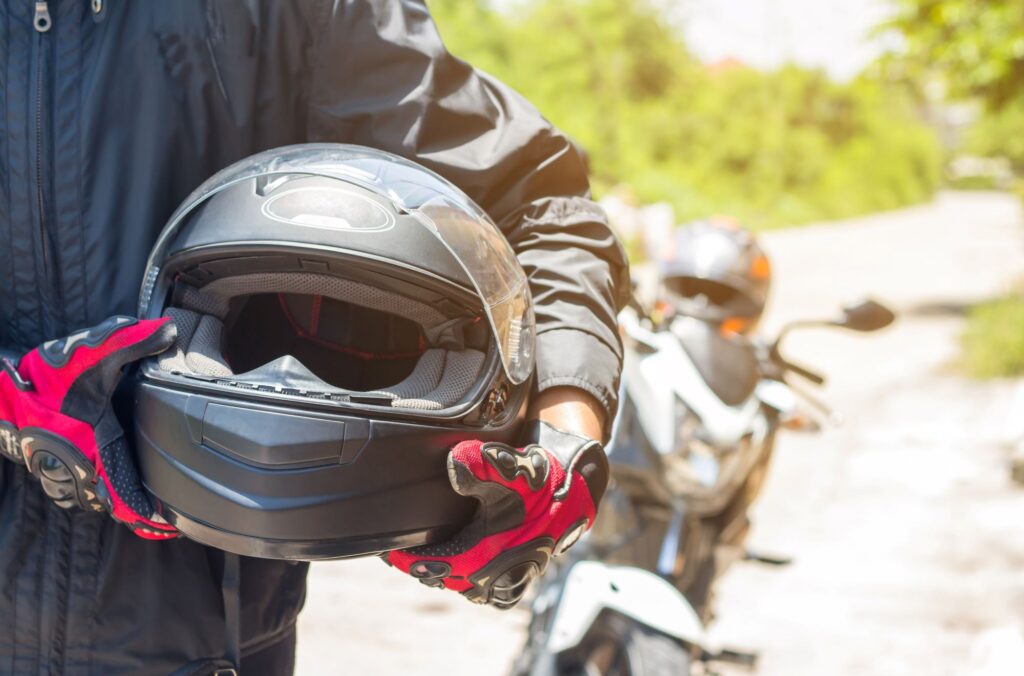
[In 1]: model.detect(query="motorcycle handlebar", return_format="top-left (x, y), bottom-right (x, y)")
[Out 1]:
top-left (779, 357), bottom-right (826, 385)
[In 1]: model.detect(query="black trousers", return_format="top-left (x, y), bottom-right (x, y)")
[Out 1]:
top-left (241, 629), bottom-right (297, 676)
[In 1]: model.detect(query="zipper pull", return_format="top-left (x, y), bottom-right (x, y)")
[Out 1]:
top-left (33, 1), bottom-right (52, 33)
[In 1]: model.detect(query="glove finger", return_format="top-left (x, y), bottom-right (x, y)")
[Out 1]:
top-left (21, 430), bottom-right (110, 514)
top-left (37, 454), bottom-right (81, 509)
top-left (97, 437), bottom-right (176, 538)
top-left (446, 440), bottom-right (490, 489)
top-left (21, 317), bottom-right (176, 401)
top-left (486, 560), bottom-right (540, 609)
top-left (0, 422), bottom-right (24, 464)
top-left (449, 440), bottom-right (551, 495)
top-left (461, 537), bottom-right (554, 608)
top-left (383, 551), bottom-right (474, 594)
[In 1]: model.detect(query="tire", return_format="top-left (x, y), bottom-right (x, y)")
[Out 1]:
top-left (559, 612), bottom-right (692, 676)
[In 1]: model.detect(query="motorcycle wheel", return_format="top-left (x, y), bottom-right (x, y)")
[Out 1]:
top-left (560, 612), bottom-right (692, 676)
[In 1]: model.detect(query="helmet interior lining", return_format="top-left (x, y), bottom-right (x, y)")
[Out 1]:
top-left (156, 272), bottom-right (489, 411)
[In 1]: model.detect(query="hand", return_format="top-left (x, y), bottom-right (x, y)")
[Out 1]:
top-left (385, 420), bottom-right (609, 608)
top-left (0, 316), bottom-right (178, 540)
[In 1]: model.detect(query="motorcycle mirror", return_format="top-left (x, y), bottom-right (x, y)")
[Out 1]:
top-left (833, 299), bottom-right (895, 332)
top-left (770, 298), bottom-right (895, 370)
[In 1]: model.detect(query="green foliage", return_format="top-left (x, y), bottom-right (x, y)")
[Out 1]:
top-left (964, 95), bottom-right (1024, 171)
top-left (961, 292), bottom-right (1024, 378)
top-left (887, 0), bottom-right (1024, 110)
top-left (947, 174), bottom-right (1003, 190)
top-left (430, 0), bottom-right (942, 229)
top-left (888, 0), bottom-right (1024, 207)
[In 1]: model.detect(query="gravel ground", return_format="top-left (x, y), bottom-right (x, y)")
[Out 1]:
top-left (297, 191), bottom-right (1024, 675)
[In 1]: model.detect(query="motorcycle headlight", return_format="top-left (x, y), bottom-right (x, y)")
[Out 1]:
top-left (663, 398), bottom-right (751, 500)
top-left (662, 402), bottom-right (712, 493)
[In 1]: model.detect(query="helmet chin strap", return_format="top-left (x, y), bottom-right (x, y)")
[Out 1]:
top-left (167, 554), bottom-right (242, 676)
top-left (222, 553), bottom-right (241, 674)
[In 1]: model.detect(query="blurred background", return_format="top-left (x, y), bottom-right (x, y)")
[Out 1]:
top-left (297, 1), bottom-right (1024, 673)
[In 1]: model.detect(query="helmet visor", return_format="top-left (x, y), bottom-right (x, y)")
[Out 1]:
top-left (140, 144), bottom-right (536, 384)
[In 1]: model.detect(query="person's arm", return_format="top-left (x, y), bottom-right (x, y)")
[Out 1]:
top-left (305, 0), bottom-right (630, 441)
top-left (528, 386), bottom-right (606, 443)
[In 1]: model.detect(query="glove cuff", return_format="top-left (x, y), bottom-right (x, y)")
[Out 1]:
top-left (521, 419), bottom-right (609, 507)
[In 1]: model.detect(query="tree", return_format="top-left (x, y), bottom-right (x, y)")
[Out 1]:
top-left (429, 0), bottom-right (941, 229)
top-left (887, 0), bottom-right (1024, 109)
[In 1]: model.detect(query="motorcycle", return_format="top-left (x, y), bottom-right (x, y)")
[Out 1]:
top-left (514, 296), bottom-right (895, 675)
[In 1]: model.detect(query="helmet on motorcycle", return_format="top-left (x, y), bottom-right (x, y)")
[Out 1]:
top-left (658, 217), bottom-right (770, 335)
top-left (134, 144), bottom-right (535, 560)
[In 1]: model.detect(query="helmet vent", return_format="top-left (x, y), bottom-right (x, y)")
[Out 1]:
top-left (262, 186), bottom-right (394, 232)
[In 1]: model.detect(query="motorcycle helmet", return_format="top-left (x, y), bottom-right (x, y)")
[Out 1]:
top-left (658, 217), bottom-right (770, 335)
top-left (134, 144), bottom-right (535, 560)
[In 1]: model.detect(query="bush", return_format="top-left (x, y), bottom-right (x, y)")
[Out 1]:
top-left (960, 293), bottom-right (1024, 378)
top-left (429, 0), bottom-right (942, 230)
top-left (947, 175), bottom-right (1003, 190)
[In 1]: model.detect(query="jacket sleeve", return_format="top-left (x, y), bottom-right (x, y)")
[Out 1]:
top-left (305, 0), bottom-right (630, 422)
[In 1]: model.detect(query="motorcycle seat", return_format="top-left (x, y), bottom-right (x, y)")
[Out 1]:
top-left (671, 317), bottom-right (759, 406)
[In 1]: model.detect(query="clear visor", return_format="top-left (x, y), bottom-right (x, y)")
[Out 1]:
top-left (140, 144), bottom-right (535, 384)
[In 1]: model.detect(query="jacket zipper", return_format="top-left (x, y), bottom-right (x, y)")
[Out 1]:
top-left (33, 2), bottom-right (52, 32)
top-left (35, 3), bottom-right (49, 282)
top-left (32, 8), bottom-right (70, 673)
top-left (32, 1), bottom-right (65, 329)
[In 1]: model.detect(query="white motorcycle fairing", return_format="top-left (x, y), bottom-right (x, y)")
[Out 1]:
top-left (545, 560), bottom-right (706, 654)
top-left (619, 312), bottom-right (761, 455)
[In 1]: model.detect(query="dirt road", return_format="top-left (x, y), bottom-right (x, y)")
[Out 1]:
top-left (296, 191), bottom-right (1024, 675)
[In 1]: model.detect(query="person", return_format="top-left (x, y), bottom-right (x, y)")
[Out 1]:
top-left (0, 1), bottom-right (628, 674)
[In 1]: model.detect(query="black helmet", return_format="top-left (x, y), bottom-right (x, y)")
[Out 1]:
top-left (134, 144), bottom-right (535, 560)
top-left (658, 217), bottom-right (771, 334)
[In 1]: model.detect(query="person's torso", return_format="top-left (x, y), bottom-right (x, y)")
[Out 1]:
top-left (0, 0), bottom-right (317, 348)
top-left (0, 2), bottom-right (321, 672)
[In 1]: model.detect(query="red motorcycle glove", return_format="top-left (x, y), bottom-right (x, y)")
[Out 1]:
top-left (386, 421), bottom-right (609, 609)
top-left (0, 316), bottom-right (178, 540)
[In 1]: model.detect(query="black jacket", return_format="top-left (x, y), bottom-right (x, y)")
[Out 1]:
top-left (0, 1), bottom-right (629, 673)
